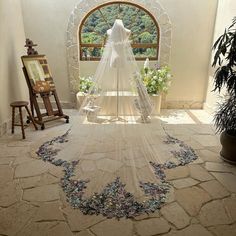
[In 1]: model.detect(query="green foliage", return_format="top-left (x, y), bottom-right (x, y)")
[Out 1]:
top-left (139, 32), bottom-right (153, 43)
top-left (133, 48), bottom-right (156, 58)
top-left (141, 65), bottom-right (172, 95)
top-left (82, 32), bottom-right (103, 44)
top-left (212, 17), bottom-right (236, 134)
top-left (81, 3), bottom-right (158, 58)
top-left (212, 17), bottom-right (236, 94)
top-left (79, 76), bottom-right (94, 93)
top-left (71, 76), bottom-right (94, 94)
top-left (214, 93), bottom-right (236, 135)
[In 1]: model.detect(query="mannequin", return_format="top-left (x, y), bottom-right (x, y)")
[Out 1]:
top-left (106, 19), bottom-right (132, 120)
top-left (107, 19), bottom-right (131, 68)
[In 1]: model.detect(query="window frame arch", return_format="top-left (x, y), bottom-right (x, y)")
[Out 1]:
top-left (79, 1), bottom-right (160, 61)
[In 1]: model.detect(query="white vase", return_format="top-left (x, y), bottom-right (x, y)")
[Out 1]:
top-left (76, 92), bottom-right (87, 109)
top-left (150, 94), bottom-right (162, 115)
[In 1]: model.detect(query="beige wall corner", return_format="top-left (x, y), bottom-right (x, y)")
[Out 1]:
top-left (0, 0), bottom-right (28, 136)
top-left (20, 0), bottom-right (79, 103)
top-left (204, 0), bottom-right (236, 113)
top-left (158, 0), bottom-right (218, 106)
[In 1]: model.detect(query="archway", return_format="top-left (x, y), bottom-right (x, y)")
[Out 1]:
top-left (66, 0), bottom-right (172, 101)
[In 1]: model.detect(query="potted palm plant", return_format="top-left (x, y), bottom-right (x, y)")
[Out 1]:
top-left (212, 17), bottom-right (236, 164)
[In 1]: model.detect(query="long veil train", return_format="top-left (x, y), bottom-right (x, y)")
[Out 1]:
top-left (35, 19), bottom-right (197, 218)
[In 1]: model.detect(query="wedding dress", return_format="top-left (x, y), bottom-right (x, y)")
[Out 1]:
top-left (78, 19), bottom-right (153, 120)
top-left (34, 19), bottom-right (198, 219)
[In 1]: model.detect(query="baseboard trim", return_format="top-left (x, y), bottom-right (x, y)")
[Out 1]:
top-left (37, 101), bottom-right (75, 109)
top-left (163, 101), bottom-right (203, 109)
top-left (0, 111), bottom-right (27, 137)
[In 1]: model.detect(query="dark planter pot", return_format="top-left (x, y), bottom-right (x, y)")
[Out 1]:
top-left (220, 131), bottom-right (236, 165)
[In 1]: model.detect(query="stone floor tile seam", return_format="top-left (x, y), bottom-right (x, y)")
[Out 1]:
top-left (159, 215), bottom-right (188, 231)
top-left (21, 178), bottom-right (60, 188)
top-left (134, 217), bottom-right (172, 236)
top-left (198, 163), bottom-right (216, 172)
top-left (206, 192), bottom-right (232, 201)
top-left (0, 160), bottom-right (15, 166)
top-left (13, 166), bottom-right (51, 180)
top-left (33, 219), bottom-right (66, 224)
top-left (72, 229), bottom-right (97, 236)
top-left (132, 222), bottom-right (139, 236)
top-left (207, 169), bottom-right (236, 174)
top-left (0, 181), bottom-right (22, 206)
top-left (196, 199), bottom-right (235, 226)
top-left (14, 216), bottom-right (37, 236)
top-left (61, 210), bottom-right (84, 234)
top-left (49, 167), bottom-right (64, 178)
top-left (59, 210), bottom-right (74, 233)
top-left (190, 173), bottom-right (216, 183)
top-left (201, 227), bottom-right (217, 236)
top-left (197, 219), bottom-right (221, 231)
top-left (12, 166), bottom-right (18, 181)
top-left (197, 183), bottom-right (232, 200)
top-left (159, 204), bottom-right (192, 229)
top-left (59, 190), bottom-right (69, 206)
top-left (170, 179), bottom-right (200, 189)
top-left (205, 226), bottom-right (217, 235)
top-left (205, 161), bottom-right (236, 167)
top-left (20, 199), bottom-right (41, 208)
top-left (19, 182), bottom-right (38, 190)
top-left (210, 172), bottom-right (236, 193)
top-left (223, 202), bottom-right (236, 224)
top-left (205, 161), bottom-right (236, 169)
top-left (48, 221), bottom-right (68, 231)
top-left (163, 212), bottom-right (193, 229)
top-left (195, 197), bottom-right (223, 215)
top-left (10, 160), bottom-right (17, 168)
top-left (152, 227), bottom-right (172, 236)
top-left (89, 221), bottom-right (122, 236)
top-left (0, 201), bottom-right (18, 209)
top-left (132, 214), bottom-right (161, 221)
top-left (87, 228), bottom-right (97, 236)
top-left (177, 197), bottom-right (212, 217)
top-left (21, 198), bottom-right (61, 207)
top-left (61, 208), bottom-right (106, 233)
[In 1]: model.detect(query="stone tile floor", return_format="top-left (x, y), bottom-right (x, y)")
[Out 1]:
top-left (0, 109), bottom-right (236, 236)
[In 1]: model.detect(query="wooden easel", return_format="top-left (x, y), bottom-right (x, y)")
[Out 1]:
top-left (21, 39), bottom-right (69, 130)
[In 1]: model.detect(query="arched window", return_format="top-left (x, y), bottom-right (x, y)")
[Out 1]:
top-left (79, 2), bottom-right (160, 61)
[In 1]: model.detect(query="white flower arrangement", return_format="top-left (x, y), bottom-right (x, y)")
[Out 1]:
top-left (71, 76), bottom-right (94, 94)
top-left (141, 59), bottom-right (172, 95)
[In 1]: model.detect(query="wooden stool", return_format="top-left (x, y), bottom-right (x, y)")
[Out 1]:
top-left (10, 101), bottom-right (38, 139)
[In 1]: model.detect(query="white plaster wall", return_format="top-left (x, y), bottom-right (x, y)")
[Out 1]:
top-left (21, 0), bottom-right (79, 103)
top-left (158, 0), bottom-right (218, 103)
top-left (205, 0), bottom-right (236, 113)
top-left (21, 0), bottom-right (218, 107)
top-left (0, 0), bottom-right (28, 136)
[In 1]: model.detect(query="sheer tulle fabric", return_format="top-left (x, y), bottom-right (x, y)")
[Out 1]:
top-left (33, 20), bottom-right (198, 219)
top-left (78, 19), bottom-right (153, 120)
top-left (59, 19), bottom-right (173, 198)
top-left (38, 20), bottom-right (183, 203)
